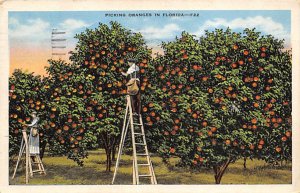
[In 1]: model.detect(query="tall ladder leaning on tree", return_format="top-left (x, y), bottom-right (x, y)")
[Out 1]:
top-left (112, 95), bottom-right (157, 185)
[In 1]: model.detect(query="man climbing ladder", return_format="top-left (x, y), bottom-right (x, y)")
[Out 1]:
top-left (112, 59), bottom-right (157, 185)
top-left (121, 59), bottom-right (141, 115)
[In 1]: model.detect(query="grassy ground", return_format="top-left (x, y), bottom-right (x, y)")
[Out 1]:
top-left (9, 149), bottom-right (292, 185)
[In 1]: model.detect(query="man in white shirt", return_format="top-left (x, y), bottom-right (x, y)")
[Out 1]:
top-left (121, 59), bottom-right (141, 115)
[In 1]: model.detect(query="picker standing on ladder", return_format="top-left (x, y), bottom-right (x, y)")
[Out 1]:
top-left (121, 59), bottom-right (141, 116)
top-left (113, 58), bottom-right (157, 185)
top-left (12, 110), bottom-right (42, 183)
top-left (26, 111), bottom-right (40, 156)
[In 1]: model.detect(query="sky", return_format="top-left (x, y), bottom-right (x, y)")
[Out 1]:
top-left (9, 10), bottom-right (291, 75)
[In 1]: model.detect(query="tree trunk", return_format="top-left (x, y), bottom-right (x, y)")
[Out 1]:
top-left (106, 150), bottom-right (112, 172)
top-left (243, 157), bottom-right (247, 169)
top-left (213, 158), bottom-right (232, 184)
top-left (39, 141), bottom-right (48, 160)
top-left (112, 143), bottom-right (117, 161)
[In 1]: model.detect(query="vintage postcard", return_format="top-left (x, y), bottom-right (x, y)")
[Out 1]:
top-left (0, 0), bottom-right (299, 193)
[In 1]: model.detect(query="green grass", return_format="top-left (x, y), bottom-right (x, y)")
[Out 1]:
top-left (9, 149), bottom-right (292, 185)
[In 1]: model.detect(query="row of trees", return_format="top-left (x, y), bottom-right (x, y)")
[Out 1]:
top-left (9, 22), bottom-right (292, 184)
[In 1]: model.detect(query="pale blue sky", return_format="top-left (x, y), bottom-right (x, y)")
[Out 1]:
top-left (9, 10), bottom-right (291, 49)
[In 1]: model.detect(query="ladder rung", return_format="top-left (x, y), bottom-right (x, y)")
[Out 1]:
top-left (32, 170), bottom-right (44, 173)
top-left (136, 153), bottom-right (148, 156)
top-left (135, 143), bottom-right (146, 146)
top-left (133, 123), bottom-right (142, 126)
top-left (139, 174), bottom-right (153, 177)
top-left (134, 133), bottom-right (144, 136)
top-left (137, 163), bottom-right (150, 166)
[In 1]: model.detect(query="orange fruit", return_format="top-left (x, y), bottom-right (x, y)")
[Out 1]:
top-left (211, 127), bottom-right (217, 132)
top-left (225, 139), bottom-right (231, 145)
top-left (252, 82), bottom-right (258, 87)
top-left (251, 118), bottom-right (257, 124)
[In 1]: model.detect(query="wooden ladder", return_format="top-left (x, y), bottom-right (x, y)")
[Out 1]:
top-left (12, 129), bottom-right (46, 184)
top-left (112, 95), bottom-right (157, 185)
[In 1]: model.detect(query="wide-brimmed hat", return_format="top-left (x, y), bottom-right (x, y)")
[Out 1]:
top-left (30, 111), bottom-right (37, 115)
top-left (127, 58), bottom-right (137, 63)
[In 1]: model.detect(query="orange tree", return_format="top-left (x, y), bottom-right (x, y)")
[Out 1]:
top-left (44, 59), bottom-right (91, 165)
top-left (9, 64), bottom-right (90, 165)
top-left (68, 21), bottom-right (152, 171)
top-left (142, 29), bottom-right (292, 184)
top-left (9, 70), bottom-right (51, 158)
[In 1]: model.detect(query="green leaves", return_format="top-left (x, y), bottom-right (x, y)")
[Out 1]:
top-left (9, 23), bottom-right (292, 173)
